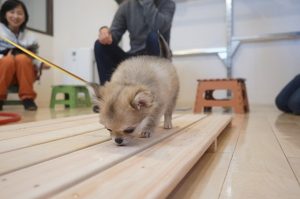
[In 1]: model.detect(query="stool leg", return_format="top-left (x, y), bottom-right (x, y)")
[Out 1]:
top-left (50, 88), bottom-right (57, 108)
top-left (241, 81), bottom-right (249, 112)
top-left (69, 87), bottom-right (77, 108)
top-left (65, 93), bottom-right (70, 108)
top-left (204, 90), bottom-right (213, 112)
top-left (194, 83), bottom-right (205, 113)
top-left (232, 82), bottom-right (245, 114)
top-left (83, 88), bottom-right (92, 107)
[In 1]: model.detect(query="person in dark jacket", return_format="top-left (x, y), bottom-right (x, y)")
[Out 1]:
top-left (94, 0), bottom-right (176, 85)
top-left (275, 74), bottom-right (300, 115)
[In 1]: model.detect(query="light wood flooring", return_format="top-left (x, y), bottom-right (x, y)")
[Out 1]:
top-left (0, 104), bottom-right (300, 198)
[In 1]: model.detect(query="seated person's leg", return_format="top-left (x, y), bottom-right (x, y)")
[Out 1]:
top-left (145, 31), bottom-right (160, 57)
top-left (15, 54), bottom-right (37, 111)
top-left (145, 31), bottom-right (172, 59)
top-left (94, 40), bottom-right (128, 85)
top-left (0, 55), bottom-right (16, 110)
top-left (288, 87), bottom-right (300, 115)
top-left (275, 74), bottom-right (300, 113)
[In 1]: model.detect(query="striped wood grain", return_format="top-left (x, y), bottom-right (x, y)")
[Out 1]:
top-left (53, 115), bottom-right (231, 199)
top-left (0, 114), bottom-right (206, 199)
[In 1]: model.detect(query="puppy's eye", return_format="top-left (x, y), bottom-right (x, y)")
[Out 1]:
top-left (106, 128), bottom-right (112, 132)
top-left (123, 127), bottom-right (135, 134)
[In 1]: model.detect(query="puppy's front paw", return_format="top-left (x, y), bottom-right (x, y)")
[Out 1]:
top-left (164, 120), bottom-right (172, 129)
top-left (140, 130), bottom-right (152, 138)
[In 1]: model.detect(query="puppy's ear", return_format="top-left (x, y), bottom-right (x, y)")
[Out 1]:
top-left (88, 82), bottom-right (105, 111)
top-left (132, 90), bottom-right (154, 110)
top-left (88, 82), bottom-right (104, 101)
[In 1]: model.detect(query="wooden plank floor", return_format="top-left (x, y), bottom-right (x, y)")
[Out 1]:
top-left (1, 105), bottom-right (300, 199)
top-left (168, 106), bottom-right (300, 199)
top-left (0, 111), bottom-right (231, 199)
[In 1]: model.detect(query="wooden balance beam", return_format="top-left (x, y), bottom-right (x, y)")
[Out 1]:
top-left (0, 113), bottom-right (232, 199)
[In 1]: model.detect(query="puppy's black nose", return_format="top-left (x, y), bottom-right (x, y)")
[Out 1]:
top-left (115, 137), bottom-right (123, 145)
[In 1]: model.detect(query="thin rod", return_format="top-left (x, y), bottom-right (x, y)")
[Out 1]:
top-left (0, 36), bottom-right (88, 84)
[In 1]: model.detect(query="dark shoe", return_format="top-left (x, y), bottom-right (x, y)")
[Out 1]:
top-left (0, 100), bottom-right (3, 111)
top-left (22, 99), bottom-right (38, 111)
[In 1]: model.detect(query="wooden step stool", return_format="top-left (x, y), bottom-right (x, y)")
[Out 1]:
top-left (50, 85), bottom-right (92, 109)
top-left (194, 78), bottom-right (249, 114)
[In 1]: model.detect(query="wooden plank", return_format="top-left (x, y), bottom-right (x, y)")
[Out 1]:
top-left (0, 123), bottom-right (104, 153)
top-left (52, 115), bottom-right (232, 199)
top-left (0, 113), bottom-right (97, 133)
top-left (168, 115), bottom-right (245, 199)
top-left (0, 113), bottom-right (181, 154)
top-left (208, 139), bottom-right (218, 152)
top-left (289, 157), bottom-right (300, 184)
top-left (0, 114), bottom-right (182, 138)
top-left (0, 115), bottom-right (100, 140)
top-left (0, 130), bottom-right (110, 175)
top-left (0, 114), bottom-right (206, 199)
top-left (168, 153), bottom-right (233, 199)
top-left (219, 113), bottom-right (300, 199)
top-left (268, 113), bottom-right (300, 158)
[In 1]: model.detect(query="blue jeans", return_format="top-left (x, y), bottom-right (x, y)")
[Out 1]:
top-left (94, 31), bottom-right (160, 85)
top-left (275, 74), bottom-right (300, 115)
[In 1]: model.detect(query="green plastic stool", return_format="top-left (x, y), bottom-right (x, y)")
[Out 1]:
top-left (50, 85), bottom-right (92, 108)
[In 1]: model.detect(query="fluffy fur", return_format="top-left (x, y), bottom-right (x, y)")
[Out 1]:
top-left (93, 56), bottom-right (179, 145)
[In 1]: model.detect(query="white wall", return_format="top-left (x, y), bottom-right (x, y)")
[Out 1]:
top-left (52, 0), bottom-right (117, 84)
top-left (33, 33), bottom-right (54, 106)
top-left (31, 0), bottom-right (117, 105)
top-left (171, 0), bottom-right (300, 107)
top-left (35, 0), bottom-right (300, 108)
top-left (233, 0), bottom-right (300, 105)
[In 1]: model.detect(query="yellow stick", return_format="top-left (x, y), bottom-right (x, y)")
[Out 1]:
top-left (0, 36), bottom-right (88, 84)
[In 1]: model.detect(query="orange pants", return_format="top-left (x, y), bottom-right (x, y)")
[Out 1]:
top-left (0, 54), bottom-right (37, 100)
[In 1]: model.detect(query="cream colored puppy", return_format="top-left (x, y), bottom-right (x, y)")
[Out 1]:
top-left (93, 56), bottom-right (179, 145)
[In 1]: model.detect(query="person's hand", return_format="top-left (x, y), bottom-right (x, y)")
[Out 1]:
top-left (98, 27), bottom-right (113, 45)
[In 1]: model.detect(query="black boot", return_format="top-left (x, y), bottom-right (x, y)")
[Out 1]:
top-left (0, 100), bottom-right (3, 111)
top-left (22, 99), bottom-right (38, 111)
